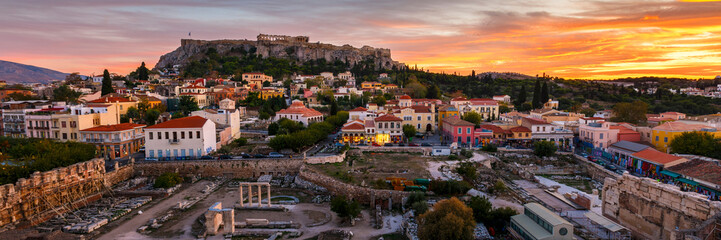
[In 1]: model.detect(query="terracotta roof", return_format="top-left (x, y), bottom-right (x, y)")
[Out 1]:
top-left (653, 121), bottom-right (712, 132)
top-left (523, 117), bottom-right (550, 125)
top-left (666, 159), bottom-right (721, 186)
top-left (661, 112), bottom-right (685, 116)
top-left (88, 97), bottom-right (135, 103)
top-left (407, 106), bottom-right (431, 113)
top-left (631, 148), bottom-right (685, 165)
top-left (443, 117), bottom-right (474, 126)
top-left (581, 117), bottom-right (604, 120)
top-left (509, 126), bottom-right (532, 132)
top-left (349, 107), bottom-right (368, 112)
top-left (146, 116), bottom-right (209, 129)
top-left (81, 123), bottom-right (145, 132)
top-left (609, 125), bottom-right (637, 134)
top-left (451, 97), bottom-right (467, 101)
top-left (479, 124), bottom-right (510, 134)
top-left (399, 95), bottom-right (412, 100)
top-left (374, 114), bottom-right (403, 122)
top-left (276, 100), bottom-right (323, 117)
top-left (341, 122), bottom-right (365, 131)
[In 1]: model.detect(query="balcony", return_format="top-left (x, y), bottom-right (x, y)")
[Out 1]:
top-left (169, 139), bottom-right (180, 144)
top-left (3, 118), bottom-right (23, 123)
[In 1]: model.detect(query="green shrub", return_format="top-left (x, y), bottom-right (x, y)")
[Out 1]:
top-left (482, 144), bottom-right (497, 152)
top-left (154, 172), bottom-right (183, 189)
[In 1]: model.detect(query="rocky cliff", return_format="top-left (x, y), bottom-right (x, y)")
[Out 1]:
top-left (155, 35), bottom-right (405, 71)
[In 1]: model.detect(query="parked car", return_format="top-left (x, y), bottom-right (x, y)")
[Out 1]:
top-left (606, 165), bottom-right (618, 171)
top-left (357, 143), bottom-right (368, 146)
top-left (384, 143), bottom-right (394, 147)
top-left (372, 143), bottom-right (381, 147)
top-left (268, 152), bottom-right (284, 158)
top-left (145, 157), bottom-right (158, 161)
top-left (421, 143), bottom-right (432, 147)
top-left (587, 156), bottom-right (596, 162)
top-left (398, 143), bottom-right (405, 146)
top-left (408, 143), bottom-right (419, 147)
top-left (240, 153), bottom-right (251, 158)
top-left (218, 155), bottom-right (232, 160)
top-left (200, 155), bottom-right (213, 160)
top-left (254, 154), bottom-right (265, 158)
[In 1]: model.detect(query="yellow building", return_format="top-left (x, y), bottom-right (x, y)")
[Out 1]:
top-left (392, 106), bottom-right (436, 133)
top-left (361, 81), bottom-right (383, 90)
top-left (651, 121), bottom-right (721, 152)
top-left (242, 72), bottom-right (273, 87)
top-left (438, 105), bottom-right (459, 130)
top-left (51, 105), bottom-right (119, 142)
top-left (87, 96), bottom-right (138, 123)
top-left (259, 88), bottom-right (284, 100)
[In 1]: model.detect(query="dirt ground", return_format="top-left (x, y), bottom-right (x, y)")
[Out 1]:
top-left (309, 152), bottom-right (433, 189)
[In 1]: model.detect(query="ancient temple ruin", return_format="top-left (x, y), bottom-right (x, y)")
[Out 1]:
top-left (257, 34), bottom-right (309, 43)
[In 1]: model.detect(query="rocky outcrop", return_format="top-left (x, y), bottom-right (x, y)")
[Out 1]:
top-left (155, 35), bottom-right (405, 71)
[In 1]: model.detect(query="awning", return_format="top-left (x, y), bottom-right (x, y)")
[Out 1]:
top-left (584, 211), bottom-right (627, 232)
top-left (677, 178), bottom-right (699, 186)
top-left (660, 170), bottom-right (680, 178)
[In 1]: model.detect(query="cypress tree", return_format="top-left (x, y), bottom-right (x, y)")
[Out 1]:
top-left (532, 79), bottom-right (541, 109)
top-left (541, 81), bottom-right (549, 104)
top-left (137, 62), bottom-right (149, 80)
top-left (101, 69), bottom-right (113, 95)
top-left (515, 85), bottom-right (527, 107)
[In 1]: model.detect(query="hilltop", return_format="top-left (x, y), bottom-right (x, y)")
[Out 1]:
top-left (155, 34), bottom-right (405, 75)
top-left (0, 60), bottom-right (67, 84)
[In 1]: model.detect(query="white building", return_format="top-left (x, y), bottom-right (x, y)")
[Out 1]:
top-left (274, 100), bottom-right (324, 126)
top-left (191, 108), bottom-right (241, 139)
top-left (144, 116), bottom-right (216, 160)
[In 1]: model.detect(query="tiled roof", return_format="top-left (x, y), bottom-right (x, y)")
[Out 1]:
top-left (399, 95), bottom-right (412, 99)
top-left (479, 124), bottom-right (509, 134)
top-left (632, 148), bottom-right (685, 165)
top-left (407, 106), bottom-right (431, 113)
top-left (451, 97), bottom-right (467, 102)
top-left (374, 114), bottom-right (403, 122)
top-left (609, 141), bottom-right (650, 153)
top-left (524, 117), bottom-right (550, 125)
top-left (667, 159), bottom-right (721, 186)
top-left (609, 125), bottom-right (637, 134)
top-left (88, 97), bottom-right (135, 103)
top-left (653, 121), bottom-right (712, 132)
top-left (349, 107), bottom-right (368, 112)
top-left (443, 117), bottom-right (474, 126)
top-left (276, 100), bottom-right (323, 117)
top-left (509, 126), bottom-right (531, 132)
top-left (341, 122), bottom-right (365, 131)
top-left (81, 123), bottom-right (145, 132)
top-left (146, 116), bottom-right (209, 129)
top-left (581, 117), bottom-right (604, 120)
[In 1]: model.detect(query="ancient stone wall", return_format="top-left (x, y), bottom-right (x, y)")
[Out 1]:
top-left (134, 158), bottom-right (304, 178)
top-left (0, 159), bottom-right (110, 228)
top-left (574, 155), bottom-right (617, 183)
top-left (104, 163), bottom-right (135, 187)
top-left (298, 166), bottom-right (409, 207)
top-left (305, 152), bottom-right (345, 164)
top-left (602, 174), bottom-right (721, 240)
top-left (354, 147), bottom-right (431, 156)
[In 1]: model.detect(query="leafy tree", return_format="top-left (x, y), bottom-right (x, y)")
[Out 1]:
top-left (532, 79), bottom-right (541, 109)
top-left (0, 137), bottom-right (96, 185)
top-left (455, 161), bottom-right (477, 181)
top-left (178, 95), bottom-right (200, 115)
top-left (429, 180), bottom-right (471, 195)
top-left (101, 69), bottom-right (114, 95)
top-left (330, 99), bottom-right (338, 115)
top-left (610, 100), bottom-right (648, 124)
top-left (136, 62), bottom-right (150, 80)
top-left (534, 140), bottom-right (557, 157)
top-left (64, 72), bottom-right (84, 85)
top-left (418, 197), bottom-right (475, 240)
top-left (462, 112), bottom-right (482, 125)
top-left (145, 109), bottom-right (160, 125)
top-left (468, 196), bottom-right (493, 223)
top-left (330, 195), bottom-right (361, 222)
top-left (426, 84), bottom-right (441, 99)
top-left (541, 81), bottom-right (549, 104)
top-left (669, 132), bottom-right (721, 159)
top-left (481, 143), bottom-right (497, 152)
top-left (372, 95), bottom-right (386, 106)
top-left (154, 172), bottom-right (183, 188)
top-left (171, 112), bottom-right (185, 119)
top-left (407, 81), bottom-right (428, 98)
top-left (52, 85), bottom-right (82, 103)
top-left (262, 81), bottom-right (271, 87)
top-left (125, 107), bottom-right (140, 122)
top-left (259, 112), bottom-right (271, 120)
top-left (580, 108), bottom-right (596, 117)
top-left (499, 105), bottom-right (511, 114)
top-left (268, 122), bottom-right (280, 135)
top-left (403, 124), bottom-right (417, 142)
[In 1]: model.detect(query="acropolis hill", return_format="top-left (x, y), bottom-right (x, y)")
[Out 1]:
top-left (155, 34), bottom-right (404, 70)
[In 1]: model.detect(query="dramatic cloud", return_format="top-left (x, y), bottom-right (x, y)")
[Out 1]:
top-left (0, 0), bottom-right (719, 79)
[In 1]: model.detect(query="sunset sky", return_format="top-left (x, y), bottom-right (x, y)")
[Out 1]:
top-left (1, 0), bottom-right (720, 79)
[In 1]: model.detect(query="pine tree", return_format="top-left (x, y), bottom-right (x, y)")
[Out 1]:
top-left (137, 62), bottom-right (149, 80)
top-left (330, 99), bottom-right (338, 115)
top-left (101, 69), bottom-right (114, 95)
top-left (541, 81), bottom-right (549, 104)
top-left (532, 79), bottom-right (541, 109)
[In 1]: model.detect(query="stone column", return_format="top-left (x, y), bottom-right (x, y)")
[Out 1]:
top-left (267, 184), bottom-right (272, 207)
top-left (248, 184), bottom-right (253, 206)
top-left (257, 184), bottom-right (262, 206)
top-left (239, 185), bottom-right (244, 207)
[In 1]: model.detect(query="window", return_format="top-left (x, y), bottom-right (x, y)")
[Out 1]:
top-left (458, 128), bottom-right (461, 134)
top-left (656, 136), bottom-right (659, 141)
top-left (173, 149), bottom-right (178, 157)
top-left (664, 137), bottom-right (668, 142)
top-left (196, 131), bottom-right (200, 138)
top-left (158, 150), bottom-right (163, 158)
top-left (542, 126), bottom-right (546, 131)
top-left (149, 133), bottom-right (153, 140)
top-left (467, 128), bottom-right (471, 134)
top-left (417, 116), bottom-right (421, 121)
top-left (165, 132), bottom-right (169, 139)
top-left (149, 150), bottom-right (154, 157)
top-left (427, 116), bottom-right (431, 120)
top-left (180, 149), bottom-right (186, 157)
top-left (417, 124), bottom-right (421, 129)
top-left (189, 131), bottom-right (193, 139)
top-left (62, 133), bottom-right (67, 139)
top-left (157, 132), bottom-right (162, 139)
top-left (62, 121), bottom-right (66, 128)
top-left (181, 131), bottom-right (185, 139)
top-left (599, 133), bottom-right (604, 139)
top-left (189, 149), bottom-right (194, 157)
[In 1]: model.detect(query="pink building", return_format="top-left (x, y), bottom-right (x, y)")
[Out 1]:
top-left (579, 122), bottom-right (640, 150)
top-left (442, 117), bottom-right (475, 145)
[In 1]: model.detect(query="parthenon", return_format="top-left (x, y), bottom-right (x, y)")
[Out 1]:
top-left (257, 34), bottom-right (309, 43)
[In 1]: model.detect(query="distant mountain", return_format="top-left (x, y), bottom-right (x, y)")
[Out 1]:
top-left (0, 60), bottom-right (68, 84)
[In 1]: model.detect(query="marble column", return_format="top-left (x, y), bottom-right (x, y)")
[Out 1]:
top-left (257, 184), bottom-right (262, 206)
top-left (267, 184), bottom-right (272, 207)
top-left (248, 184), bottom-right (253, 206)
top-left (239, 185), bottom-right (244, 207)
